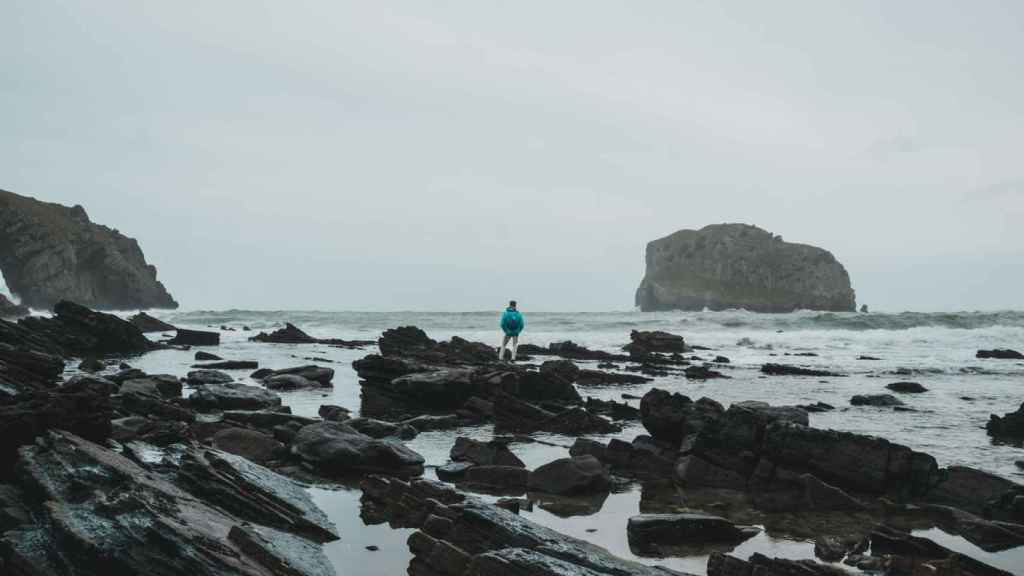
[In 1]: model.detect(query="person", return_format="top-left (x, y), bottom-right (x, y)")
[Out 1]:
top-left (498, 300), bottom-right (525, 361)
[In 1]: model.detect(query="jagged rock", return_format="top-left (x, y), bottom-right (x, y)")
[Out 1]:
top-left (212, 428), bottom-right (286, 463)
top-left (987, 403), bottom-right (1024, 438)
top-left (18, 301), bottom-right (154, 356)
top-left (976, 349), bottom-right (1024, 360)
top-left (761, 363), bottom-right (843, 377)
top-left (189, 383), bottom-right (282, 411)
top-left (684, 365), bottom-right (729, 379)
top-left (635, 223), bottom-right (855, 312)
top-left (3, 430), bottom-right (336, 576)
top-left (708, 552), bottom-right (849, 576)
top-left (797, 401), bottom-right (835, 412)
top-left (926, 465), bottom-right (1022, 515)
top-left (640, 388), bottom-right (724, 447)
top-left (0, 342), bottom-right (65, 396)
top-left (547, 340), bottom-right (629, 362)
top-left (129, 311), bottom-right (176, 332)
top-left (585, 397), bottom-right (640, 420)
top-left (187, 369), bottom-right (234, 385)
top-left (528, 455), bottom-right (610, 495)
top-left (290, 422), bottom-right (424, 477)
top-left (196, 350), bottom-right (223, 361)
top-left (352, 354), bottom-right (432, 383)
top-left (192, 360), bottom-right (260, 370)
top-left (249, 323), bottom-right (373, 348)
top-left (451, 437), bottom-right (525, 468)
top-left (0, 294), bottom-right (29, 319)
top-left (539, 359), bottom-right (580, 382)
top-left (627, 513), bottom-right (759, 554)
top-left (887, 381), bottom-right (928, 393)
top-left (120, 375), bottom-right (183, 399)
top-left (0, 190), bottom-right (177, 310)
top-left (0, 383), bottom-right (113, 467)
top-left (110, 416), bottom-right (188, 445)
top-left (626, 330), bottom-right (686, 353)
top-left (169, 328), bottom-right (220, 346)
top-left (850, 393), bottom-right (904, 407)
top-left (379, 326), bottom-right (436, 356)
top-left (494, 394), bottom-right (620, 435)
top-left (361, 475), bottom-right (685, 576)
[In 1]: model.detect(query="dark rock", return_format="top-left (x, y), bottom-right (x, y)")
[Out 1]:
top-left (576, 368), bottom-right (653, 386)
top-left (195, 350), bottom-right (223, 361)
top-left (249, 323), bottom-right (373, 348)
top-left (814, 535), bottom-right (852, 562)
top-left (0, 294), bottom-right (29, 319)
top-left (926, 465), bottom-right (1022, 515)
top-left (189, 383), bottom-right (282, 411)
top-left (800, 473), bottom-right (867, 511)
top-left (585, 397), bottom-right (641, 420)
top-left (318, 404), bottom-right (350, 422)
top-left (0, 341), bottom-right (65, 396)
top-left (378, 325), bottom-right (436, 357)
top-left (401, 414), bottom-right (460, 432)
top-left (850, 393), bottom-right (904, 407)
top-left (191, 360), bottom-right (260, 370)
top-left (345, 417), bottom-right (417, 440)
top-left (0, 190), bottom-right (177, 310)
top-left (640, 388), bottom-right (724, 447)
top-left (221, 410), bottom-right (316, 430)
top-left (77, 357), bottom-right (105, 373)
top-left (528, 455), bottom-right (610, 495)
top-left (627, 330), bottom-right (686, 353)
top-left (539, 359), bottom-right (580, 382)
top-left (627, 513), bottom-right (759, 553)
top-left (106, 367), bottom-right (147, 384)
top-left (129, 311), bottom-right (176, 333)
top-left (887, 381), bottom-right (928, 393)
top-left (635, 223), bottom-right (855, 312)
top-left (713, 355), bottom-right (730, 363)
top-left (988, 403), bottom-right (1024, 438)
top-left (265, 374), bottom-right (321, 390)
top-left (437, 461), bottom-right (475, 482)
top-left (977, 349), bottom-right (1024, 360)
top-left (19, 301), bottom-right (155, 356)
top-left (547, 340), bottom-right (629, 362)
top-left (267, 365), bottom-right (334, 385)
top-left (462, 465), bottom-right (530, 492)
top-left (709, 552), bottom-right (850, 576)
top-left (121, 375), bottom-right (183, 399)
top-left (451, 437), bottom-right (525, 468)
top-left (290, 422), bottom-right (424, 477)
top-left (684, 365), bottom-right (729, 379)
top-left (494, 395), bottom-right (620, 436)
top-left (250, 368), bottom-right (274, 379)
top-left (858, 355), bottom-right (882, 360)
top-left (0, 382), bottom-right (113, 467)
top-left (169, 328), bottom-right (220, 346)
top-left (212, 427), bottom-right (285, 463)
top-left (186, 369), bottom-right (234, 385)
top-left (870, 524), bottom-right (1013, 576)
top-left (761, 363), bottom-right (843, 377)
top-left (675, 455), bottom-right (747, 490)
top-left (6, 430), bottom-right (336, 575)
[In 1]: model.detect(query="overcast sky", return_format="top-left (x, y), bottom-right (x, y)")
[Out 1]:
top-left (2, 1), bottom-right (1021, 311)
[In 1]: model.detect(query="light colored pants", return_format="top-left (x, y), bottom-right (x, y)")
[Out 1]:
top-left (498, 334), bottom-right (519, 361)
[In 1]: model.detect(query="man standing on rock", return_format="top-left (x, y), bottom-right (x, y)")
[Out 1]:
top-left (498, 300), bottom-right (525, 361)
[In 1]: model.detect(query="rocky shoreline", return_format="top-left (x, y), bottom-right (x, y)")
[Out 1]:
top-left (1, 304), bottom-right (1022, 575)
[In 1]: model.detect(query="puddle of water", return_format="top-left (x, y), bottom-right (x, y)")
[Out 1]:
top-left (911, 527), bottom-right (1024, 574)
top-left (308, 486), bottom-right (414, 576)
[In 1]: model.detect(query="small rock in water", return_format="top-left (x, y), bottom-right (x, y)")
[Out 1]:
top-left (365, 545), bottom-right (379, 551)
top-left (850, 394), bottom-right (904, 407)
top-left (1015, 460), bottom-right (1024, 471)
top-left (886, 381), bottom-right (928, 393)
top-left (586, 528), bottom-right (598, 533)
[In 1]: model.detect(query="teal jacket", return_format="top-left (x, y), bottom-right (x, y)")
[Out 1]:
top-left (500, 308), bottom-right (524, 336)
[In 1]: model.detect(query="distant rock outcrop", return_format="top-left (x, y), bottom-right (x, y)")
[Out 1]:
top-left (635, 224), bottom-right (855, 312)
top-left (0, 189), bottom-right (177, 310)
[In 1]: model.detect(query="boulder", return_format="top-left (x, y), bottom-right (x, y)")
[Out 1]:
top-left (977, 349), bottom-right (1024, 360)
top-left (249, 323), bottom-right (374, 348)
top-left (528, 455), bottom-right (610, 495)
top-left (129, 312), bottom-right (176, 333)
top-left (189, 383), bottom-right (282, 411)
top-left (987, 404), bottom-right (1024, 438)
top-left (378, 325), bottom-right (436, 357)
top-left (627, 330), bottom-right (686, 353)
top-left (0, 190), bottom-right (177, 310)
top-left (18, 301), bottom-right (155, 356)
top-left (886, 381), bottom-right (928, 393)
top-left (450, 437), bottom-right (524, 468)
top-left (850, 394), bottom-right (904, 407)
top-left (462, 465), bottom-right (530, 492)
top-left (640, 388), bottom-right (724, 446)
top-left (318, 404), bottom-right (351, 422)
top-left (635, 224), bottom-right (855, 312)
top-left (345, 417), bottom-right (417, 440)
top-left (538, 359), bottom-right (580, 382)
top-left (169, 328), bottom-right (220, 346)
top-left (195, 350), bottom-right (223, 361)
top-left (186, 369), bottom-right (234, 385)
top-left (264, 374), bottom-right (321, 390)
top-left (290, 422), bottom-right (424, 477)
top-left (627, 513), bottom-right (759, 552)
top-left (212, 428), bottom-right (285, 463)
top-left (267, 365), bottom-right (334, 385)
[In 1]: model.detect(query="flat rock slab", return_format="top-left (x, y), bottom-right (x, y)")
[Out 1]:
top-left (189, 383), bottom-right (282, 411)
top-left (627, 513), bottom-right (759, 551)
top-left (290, 422), bottom-right (424, 477)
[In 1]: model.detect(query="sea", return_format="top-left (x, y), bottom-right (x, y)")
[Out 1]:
top-left (68, 309), bottom-right (1024, 574)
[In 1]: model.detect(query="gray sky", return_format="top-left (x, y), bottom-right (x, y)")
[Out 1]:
top-left (2, 1), bottom-right (1022, 312)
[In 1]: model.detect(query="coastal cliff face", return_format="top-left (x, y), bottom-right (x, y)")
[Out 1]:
top-left (0, 189), bottom-right (177, 311)
top-left (635, 223), bottom-right (855, 313)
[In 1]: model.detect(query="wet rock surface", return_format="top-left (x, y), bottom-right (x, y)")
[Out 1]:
top-left (250, 322), bottom-right (373, 348)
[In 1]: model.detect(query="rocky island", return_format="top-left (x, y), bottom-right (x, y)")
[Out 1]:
top-left (635, 223), bottom-right (856, 313)
top-left (0, 189), bottom-right (177, 310)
